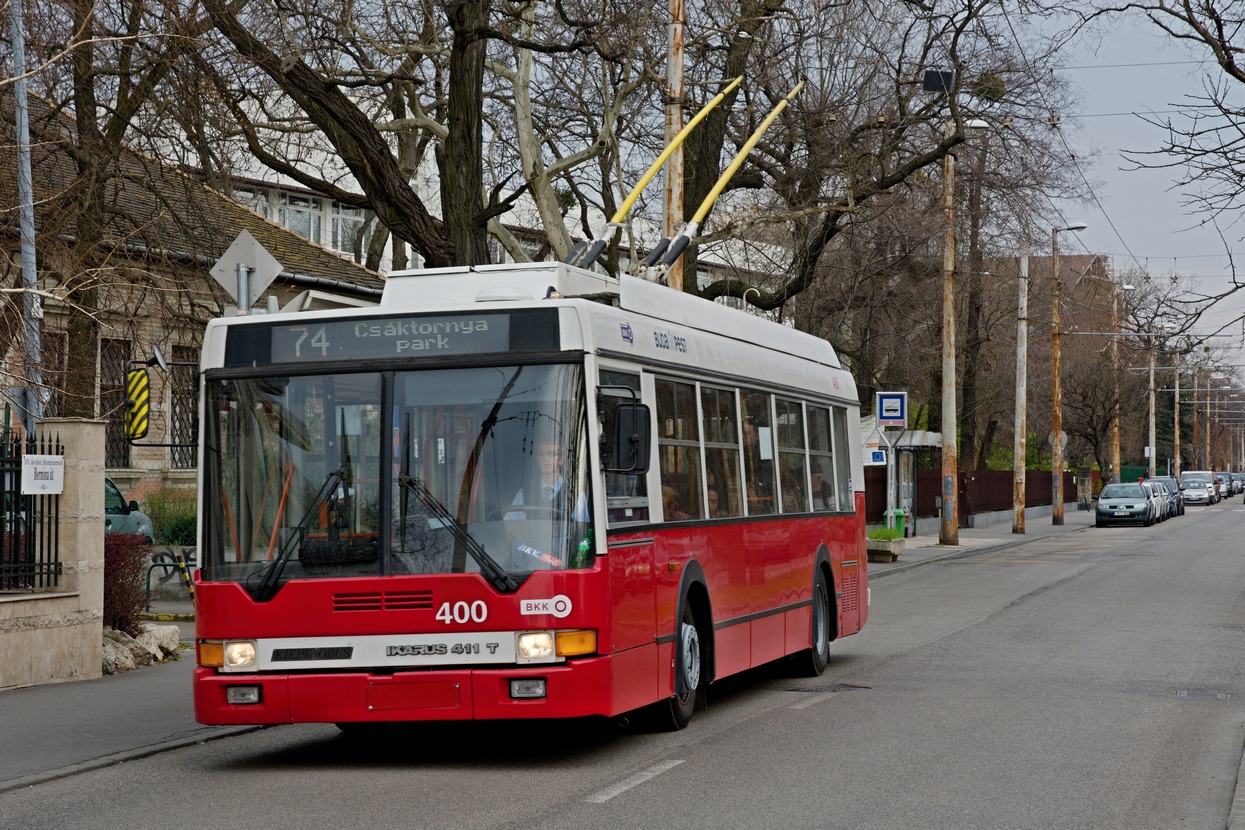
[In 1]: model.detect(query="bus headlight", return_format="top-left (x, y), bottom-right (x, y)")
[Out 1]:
top-left (516, 632), bottom-right (555, 662)
top-left (223, 641), bottom-right (257, 670)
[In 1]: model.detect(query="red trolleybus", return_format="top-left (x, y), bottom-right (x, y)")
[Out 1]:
top-left (191, 262), bottom-right (867, 730)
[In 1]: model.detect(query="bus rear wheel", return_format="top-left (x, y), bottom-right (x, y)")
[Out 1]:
top-left (798, 568), bottom-right (831, 677)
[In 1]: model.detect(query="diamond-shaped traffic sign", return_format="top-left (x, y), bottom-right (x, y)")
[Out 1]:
top-left (210, 230), bottom-right (283, 308)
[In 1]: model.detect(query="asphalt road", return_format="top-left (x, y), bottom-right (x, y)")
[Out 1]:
top-left (4, 502), bottom-right (1244, 830)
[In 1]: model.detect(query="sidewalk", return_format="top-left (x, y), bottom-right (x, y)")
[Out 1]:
top-left (868, 504), bottom-right (1096, 577)
top-left (0, 506), bottom-right (1095, 793)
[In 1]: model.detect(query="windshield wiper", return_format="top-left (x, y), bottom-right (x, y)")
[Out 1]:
top-left (397, 473), bottom-right (519, 593)
top-left (248, 464), bottom-right (348, 601)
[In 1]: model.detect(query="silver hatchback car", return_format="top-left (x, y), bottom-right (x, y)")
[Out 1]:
top-left (104, 476), bottom-right (154, 541)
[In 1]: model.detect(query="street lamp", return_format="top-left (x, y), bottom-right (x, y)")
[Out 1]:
top-left (1050, 221), bottom-right (1086, 525)
top-left (939, 116), bottom-right (989, 546)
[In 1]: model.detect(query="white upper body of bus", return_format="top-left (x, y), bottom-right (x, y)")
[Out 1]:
top-left (200, 261), bottom-right (862, 482)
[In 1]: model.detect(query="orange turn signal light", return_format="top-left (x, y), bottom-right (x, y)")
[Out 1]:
top-left (199, 641), bottom-right (224, 668)
top-left (555, 630), bottom-right (597, 657)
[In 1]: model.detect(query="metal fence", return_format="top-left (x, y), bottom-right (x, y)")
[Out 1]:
top-left (0, 434), bottom-right (63, 591)
top-left (865, 466), bottom-right (1079, 524)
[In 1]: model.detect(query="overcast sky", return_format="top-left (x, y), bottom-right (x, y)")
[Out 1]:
top-left (1056, 13), bottom-right (1245, 356)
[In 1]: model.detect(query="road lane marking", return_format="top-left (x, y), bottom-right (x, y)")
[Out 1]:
top-left (790, 692), bottom-right (834, 709)
top-left (584, 760), bottom-right (685, 803)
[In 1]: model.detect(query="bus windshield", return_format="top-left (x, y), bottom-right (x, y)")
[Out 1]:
top-left (203, 363), bottom-right (591, 596)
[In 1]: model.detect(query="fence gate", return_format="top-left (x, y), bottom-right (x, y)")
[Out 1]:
top-left (0, 434), bottom-right (62, 591)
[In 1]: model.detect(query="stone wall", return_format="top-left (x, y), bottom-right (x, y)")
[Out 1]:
top-left (0, 419), bottom-right (105, 689)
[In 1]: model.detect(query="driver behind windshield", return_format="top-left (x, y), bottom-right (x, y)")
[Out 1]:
top-left (506, 440), bottom-right (589, 522)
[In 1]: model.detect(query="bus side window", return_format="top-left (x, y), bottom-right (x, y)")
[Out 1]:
top-left (808, 406), bottom-right (835, 511)
top-left (776, 397), bottom-right (807, 513)
top-left (701, 386), bottom-right (743, 518)
top-left (830, 406), bottom-right (852, 511)
top-left (601, 371), bottom-right (649, 524)
top-left (741, 390), bottom-right (776, 515)
top-left (655, 378), bottom-right (703, 521)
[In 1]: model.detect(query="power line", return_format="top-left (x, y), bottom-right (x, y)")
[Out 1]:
top-left (999, 7), bottom-right (1146, 271)
top-left (1064, 59), bottom-right (1210, 70)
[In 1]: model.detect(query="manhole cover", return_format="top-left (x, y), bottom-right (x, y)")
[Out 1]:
top-left (787, 683), bottom-right (871, 694)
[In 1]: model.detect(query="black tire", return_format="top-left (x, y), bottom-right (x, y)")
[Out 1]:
top-left (662, 601), bottom-right (701, 731)
top-left (798, 568), bottom-right (831, 677)
top-left (1095, 519), bottom-right (1104, 528)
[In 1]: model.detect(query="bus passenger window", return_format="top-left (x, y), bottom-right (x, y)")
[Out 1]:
top-left (601, 371), bottom-right (649, 524)
top-left (776, 397), bottom-right (808, 513)
top-left (808, 406), bottom-right (835, 511)
top-left (741, 391), bottom-right (775, 515)
top-left (656, 379), bottom-right (703, 521)
top-left (831, 406), bottom-right (852, 511)
top-left (701, 387), bottom-right (743, 518)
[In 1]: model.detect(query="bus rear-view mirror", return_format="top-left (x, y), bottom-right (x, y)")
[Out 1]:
top-left (607, 402), bottom-right (650, 474)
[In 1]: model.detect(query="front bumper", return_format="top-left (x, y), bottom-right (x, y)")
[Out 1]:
top-left (194, 657), bottom-right (623, 725)
top-left (1095, 508), bottom-right (1147, 524)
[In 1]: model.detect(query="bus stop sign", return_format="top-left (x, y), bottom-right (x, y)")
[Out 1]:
top-left (876, 392), bottom-right (907, 428)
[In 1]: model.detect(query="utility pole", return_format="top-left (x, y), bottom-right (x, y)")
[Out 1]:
top-left (940, 119), bottom-right (959, 546)
top-left (663, 0), bottom-right (685, 292)
top-left (1148, 339), bottom-right (1157, 477)
top-left (1173, 352), bottom-right (1181, 479)
top-left (1013, 247), bottom-right (1028, 534)
top-left (1109, 284), bottom-right (1122, 483)
top-left (1050, 225), bottom-right (1083, 523)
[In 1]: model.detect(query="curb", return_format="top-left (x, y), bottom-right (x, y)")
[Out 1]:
top-left (871, 527), bottom-right (1092, 579)
top-left (0, 726), bottom-right (262, 795)
top-left (141, 612), bottom-right (194, 622)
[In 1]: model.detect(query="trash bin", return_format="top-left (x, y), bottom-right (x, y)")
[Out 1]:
top-left (884, 509), bottom-right (906, 537)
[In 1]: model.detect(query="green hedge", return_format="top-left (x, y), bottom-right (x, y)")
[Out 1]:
top-left (144, 487), bottom-right (198, 545)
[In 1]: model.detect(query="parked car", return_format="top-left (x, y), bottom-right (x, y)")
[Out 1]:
top-left (1096, 482), bottom-right (1156, 527)
top-left (1216, 471), bottom-right (1232, 499)
top-left (1149, 476), bottom-right (1184, 516)
top-left (1142, 480), bottom-right (1168, 522)
top-left (1233, 472), bottom-right (1245, 496)
top-left (104, 476), bottom-right (154, 542)
top-left (1145, 477), bottom-right (1175, 515)
top-left (1181, 471), bottom-right (1219, 504)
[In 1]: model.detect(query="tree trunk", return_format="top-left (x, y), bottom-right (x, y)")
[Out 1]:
top-left (441, 0), bottom-right (492, 266)
top-left (63, 0), bottom-right (102, 419)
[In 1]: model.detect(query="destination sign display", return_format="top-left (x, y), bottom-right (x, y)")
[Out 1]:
top-left (224, 309), bottom-right (559, 367)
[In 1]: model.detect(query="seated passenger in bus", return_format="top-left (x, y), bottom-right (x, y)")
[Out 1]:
top-left (810, 471), bottom-right (834, 510)
top-left (662, 486), bottom-right (689, 520)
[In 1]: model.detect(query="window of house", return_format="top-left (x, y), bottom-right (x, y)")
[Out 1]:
top-left (101, 339), bottom-right (130, 468)
top-left (170, 345), bottom-right (198, 469)
top-left (331, 201), bottom-right (366, 256)
top-left (278, 193), bottom-right (323, 243)
top-left (234, 187), bottom-right (270, 219)
top-left (41, 330), bottom-right (67, 418)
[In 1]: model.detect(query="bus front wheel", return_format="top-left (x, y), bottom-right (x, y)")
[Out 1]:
top-left (663, 602), bottom-right (701, 730)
